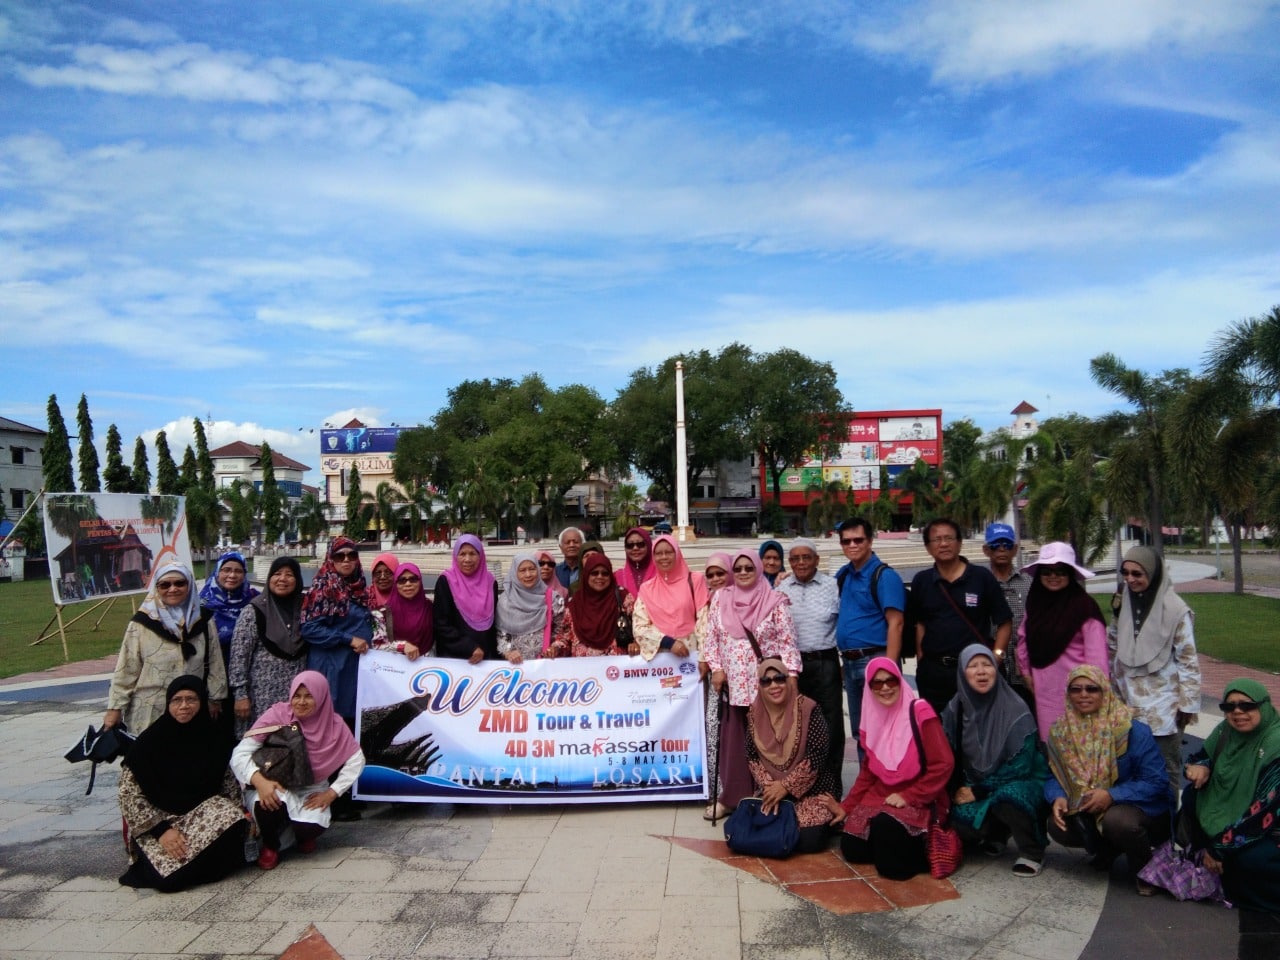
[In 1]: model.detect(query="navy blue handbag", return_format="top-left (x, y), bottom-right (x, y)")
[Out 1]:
top-left (723, 797), bottom-right (800, 858)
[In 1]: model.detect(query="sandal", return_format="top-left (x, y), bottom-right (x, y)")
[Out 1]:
top-left (1136, 879), bottom-right (1156, 896)
top-left (1012, 857), bottom-right (1042, 878)
top-left (703, 802), bottom-right (732, 821)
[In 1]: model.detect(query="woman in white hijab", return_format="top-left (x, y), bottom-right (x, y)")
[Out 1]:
top-left (103, 560), bottom-right (228, 733)
top-left (1108, 545), bottom-right (1201, 796)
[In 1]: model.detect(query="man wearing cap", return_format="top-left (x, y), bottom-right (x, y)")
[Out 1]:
top-left (983, 521), bottom-right (1032, 700)
top-left (832, 518), bottom-right (905, 755)
top-left (776, 538), bottom-right (844, 791)
top-left (908, 518), bottom-right (1013, 712)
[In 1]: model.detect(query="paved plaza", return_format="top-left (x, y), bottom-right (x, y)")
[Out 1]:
top-left (0, 548), bottom-right (1266, 959)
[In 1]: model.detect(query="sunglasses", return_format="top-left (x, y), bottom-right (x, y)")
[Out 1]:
top-left (156, 580), bottom-right (187, 590)
top-left (538, 560), bottom-right (556, 568)
top-left (987, 541), bottom-right (1015, 550)
top-left (333, 552), bottom-right (358, 561)
top-left (396, 575), bottom-right (420, 584)
top-left (624, 541), bottom-right (646, 549)
top-left (732, 565), bottom-right (755, 574)
top-left (1067, 684), bottom-right (1103, 694)
top-left (1041, 566), bottom-right (1074, 578)
top-left (759, 674), bottom-right (788, 688)
top-left (840, 536), bottom-right (868, 546)
top-left (869, 676), bottom-right (900, 691)
top-left (1220, 700), bottom-right (1261, 713)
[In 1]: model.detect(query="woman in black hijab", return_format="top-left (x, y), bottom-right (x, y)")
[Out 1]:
top-left (118, 676), bottom-right (247, 892)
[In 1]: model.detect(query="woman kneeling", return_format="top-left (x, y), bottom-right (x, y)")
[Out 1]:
top-left (746, 659), bottom-right (842, 854)
top-left (839, 658), bottom-right (954, 880)
top-left (118, 676), bottom-right (247, 892)
top-left (233, 672), bottom-right (365, 870)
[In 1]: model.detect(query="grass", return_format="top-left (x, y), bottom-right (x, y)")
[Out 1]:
top-left (0, 562), bottom-right (215, 680)
top-left (1182, 594), bottom-right (1280, 674)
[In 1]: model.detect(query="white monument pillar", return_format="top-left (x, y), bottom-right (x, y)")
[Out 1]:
top-left (675, 361), bottom-right (692, 542)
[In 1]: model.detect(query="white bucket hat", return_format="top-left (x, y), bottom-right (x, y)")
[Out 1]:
top-left (1020, 541), bottom-right (1095, 580)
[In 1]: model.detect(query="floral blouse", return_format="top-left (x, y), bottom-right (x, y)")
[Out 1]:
top-left (702, 592), bottom-right (802, 707)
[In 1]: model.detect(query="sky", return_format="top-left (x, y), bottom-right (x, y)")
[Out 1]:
top-left (3, 0), bottom-right (1278, 484)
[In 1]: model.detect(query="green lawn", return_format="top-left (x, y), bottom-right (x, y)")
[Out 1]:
top-left (1182, 593), bottom-right (1280, 674)
top-left (0, 562), bottom-right (215, 679)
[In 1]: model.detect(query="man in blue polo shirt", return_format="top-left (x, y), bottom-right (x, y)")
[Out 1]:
top-left (833, 518), bottom-right (905, 752)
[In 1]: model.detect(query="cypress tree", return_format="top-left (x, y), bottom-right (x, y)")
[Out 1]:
top-left (179, 445), bottom-right (199, 492)
top-left (43, 394), bottom-right (75, 493)
top-left (75, 394), bottom-right (101, 492)
top-left (260, 442), bottom-right (285, 545)
top-left (193, 418), bottom-right (216, 493)
top-left (130, 437), bottom-right (151, 493)
top-left (102, 425), bottom-right (132, 492)
top-left (155, 431), bottom-right (180, 495)
top-left (344, 463), bottom-right (365, 538)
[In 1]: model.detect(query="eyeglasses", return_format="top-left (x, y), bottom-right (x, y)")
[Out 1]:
top-left (372, 568), bottom-right (394, 578)
top-left (625, 541), bottom-right (646, 549)
top-left (1120, 568), bottom-right (1146, 579)
top-left (869, 676), bottom-right (900, 690)
top-left (928, 536), bottom-right (958, 545)
top-left (840, 537), bottom-right (868, 546)
top-left (537, 560), bottom-right (556, 568)
top-left (1220, 700), bottom-right (1261, 713)
top-left (156, 580), bottom-right (187, 590)
top-left (333, 552), bottom-right (358, 561)
top-left (169, 694), bottom-right (201, 705)
top-left (987, 541), bottom-right (1015, 550)
top-left (396, 575), bottom-right (420, 584)
top-left (1067, 684), bottom-right (1103, 694)
top-left (758, 675), bottom-right (788, 688)
top-left (732, 565), bottom-right (755, 574)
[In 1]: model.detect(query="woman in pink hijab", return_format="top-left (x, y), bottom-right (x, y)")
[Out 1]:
top-left (702, 550), bottom-right (802, 819)
top-left (631, 535), bottom-right (709, 661)
top-left (432, 535), bottom-right (497, 663)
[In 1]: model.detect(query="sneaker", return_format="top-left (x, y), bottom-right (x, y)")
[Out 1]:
top-left (257, 848), bottom-right (279, 871)
top-left (1012, 857), bottom-right (1042, 878)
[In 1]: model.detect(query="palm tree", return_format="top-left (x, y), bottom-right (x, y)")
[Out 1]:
top-left (896, 459), bottom-right (945, 528)
top-left (291, 493), bottom-right (331, 555)
top-left (220, 480), bottom-right (256, 546)
top-left (804, 478), bottom-right (850, 536)
top-left (363, 482), bottom-right (405, 541)
top-left (1207, 304), bottom-right (1280, 403)
top-left (610, 482), bottom-right (644, 532)
top-left (1020, 423), bottom-right (1112, 564)
top-left (395, 481), bottom-right (440, 543)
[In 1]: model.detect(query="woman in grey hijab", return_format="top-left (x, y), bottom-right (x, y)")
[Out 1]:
top-left (1108, 545), bottom-right (1201, 796)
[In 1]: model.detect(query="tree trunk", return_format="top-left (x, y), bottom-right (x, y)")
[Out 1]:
top-left (1230, 517), bottom-right (1245, 594)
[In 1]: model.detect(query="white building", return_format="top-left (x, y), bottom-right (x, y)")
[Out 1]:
top-left (0, 416), bottom-right (45, 519)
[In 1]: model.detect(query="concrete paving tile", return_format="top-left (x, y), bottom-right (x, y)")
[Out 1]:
top-left (490, 816), bottom-right (561, 839)
top-left (463, 858), bottom-right (536, 883)
top-left (326, 891), bottom-right (415, 922)
top-left (0, 918), bottom-right (70, 950)
top-left (659, 896), bottom-right (739, 930)
top-left (476, 837), bottom-right (547, 861)
top-left (243, 868), bottom-right (321, 893)
top-left (257, 921), bottom-right (319, 957)
top-left (412, 920), bottom-right (502, 958)
top-left (599, 857), bottom-right (669, 883)
top-left (605, 834), bottom-right (673, 859)
top-left (100, 919), bottom-right (204, 953)
top-left (491, 920), bottom-right (578, 957)
top-left (183, 919), bottom-right (287, 954)
top-left (662, 860), bottom-right (737, 896)
top-left (740, 908), bottom-right (828, 946)
top-left (742, 947), bottom-right (832, 960)
top-left (509, 891), bottom-right (592, 923)
top-left (586, 880), bottom-right (666, 912)
top-left (48, 874), bottom-right (120, 892)
top-left (985, 919), bottom-right (1090, 960)
top-left (23, 890), bottom-right (135, 921)
top-left (118, 885), bottom-right (223, 920)
top-left (254, 892), bottom-right (347, 921)
top-left (322, 918), bottom-right (431, 957)
top-left (453, 878), bottom-right (531, 895)
top-left (1020, 893), bottom-right (1105, 937)
top-left (323, 857), bottom-right (397, 882)
top-left (282, 847), bottom-right (353, 870)
top-left (655, 923), bottom-right (742, 960)
top-left (406, 855), bottom-right (474, 872)
top-left (382, 868), bottom-right (465, 893)
top-left (183, 891), bottom-right (277, 922)
top-left (571, 938), bottom-right (659, 960)
top-left (524, 865), bottom-right (599, 893)
top-left (882, 923), bottom-right (981, 960)
top-left (0, 871), bottom-right (54, 891)
top-left (906, 898), bottom-right (1015, 941)
top-left (575, 908), bottom-right (662, 942)
top-left (308, 874), bottom-right (391, 894)
top-left (26, 919), bottom-right (141, 953)
top-left (734, 879), bottom-right (806, 912)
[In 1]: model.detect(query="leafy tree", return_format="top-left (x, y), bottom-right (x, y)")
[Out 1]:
top-left (43, 394), bottom-right (75, 493)
top-left (220, 479), bottom-right (255, 545)
top-left (179, 445), bottom-right (199, 492)
top-left (184, 487), bottom-right (221, 562)
top-left (1090, 354), bottom-right (1189, 555)
top-left (260, 442), bottom-right (287, 545)
top-left (292, 492), bottom-right (331, 553)
top-left (610, 483), bottom-right (644, 531)
top-left (102, 425), bottom-right (132, 492)
top-left (1020, 417), bottom-right (1112, 563)
top-left (344, 464), bottom-right (370, 539)
top-left (44, 493), bottom-right (97, 580)
top-left (15, 507), bottom-right (45, 554)
top-left (155, 431), bottom-right (180, 495)
top-left (193, 419), bottom-right (216, 493)
top-left (362, 481), bottom-right (404, 541)
top-left (75, 394), bottom-right (100, 492)
top-left (805, 479), bottom-right (851, 536)
top-left (396, 481), bottom-right (442, 544)
top-left (130, 436), bottom-right (151, 494)
top-left (747, 348), bottom-right (846, 500)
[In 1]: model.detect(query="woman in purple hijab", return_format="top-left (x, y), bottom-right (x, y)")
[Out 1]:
top-left (432, 535), bottom-right (498, 663)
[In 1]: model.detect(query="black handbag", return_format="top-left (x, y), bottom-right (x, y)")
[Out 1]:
top-left (249, 722), bottom-right (313, 789)
top-left (723, 797), bottom-right (800, 858)
top-left (65, 723), bottom-right (136, 795)
top-left (613, 587), bottom-right (634, 648)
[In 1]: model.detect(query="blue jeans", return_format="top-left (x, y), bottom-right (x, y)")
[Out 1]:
top-left (841, 653), bottom-right (882, 745)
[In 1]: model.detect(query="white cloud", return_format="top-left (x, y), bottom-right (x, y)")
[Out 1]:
top-left (855, 0), bottom-right (1272, 85)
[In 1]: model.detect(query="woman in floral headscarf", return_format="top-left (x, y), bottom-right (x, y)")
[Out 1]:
top-left (301, 538), bottom-right (372, 724)
top-left (1045, 665), bottom-right (1173, 889)
top-left (198, 551), bottom-right (258, 671)
top-left (433, 534), bottom-right (498, 663)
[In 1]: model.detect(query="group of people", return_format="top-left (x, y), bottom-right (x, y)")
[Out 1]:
top-left (97, 525), bottom-right (1278, 952)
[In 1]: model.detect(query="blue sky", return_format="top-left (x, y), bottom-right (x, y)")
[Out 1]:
top-left (3, 0), bottom-right (1278, 483)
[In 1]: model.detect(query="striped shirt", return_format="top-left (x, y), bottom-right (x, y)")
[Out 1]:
top-left (776, 572), bottom-right (839, 653)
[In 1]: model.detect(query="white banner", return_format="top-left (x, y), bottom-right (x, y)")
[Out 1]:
top-left (42, 493), bottom-right (191, 606)
top-left (354, 650), bottom-right (708, 805)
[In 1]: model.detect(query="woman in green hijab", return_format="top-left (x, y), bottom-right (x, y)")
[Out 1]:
top-left (1183, 678), bottom-right (1280, 933)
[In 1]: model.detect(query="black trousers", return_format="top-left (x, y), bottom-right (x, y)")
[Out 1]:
top-left (1048, 805), bottom-right (1169, 873)
top-left (797, 653), bottom-right (846, 794)
top-left (840, 813), bottom-right (929, 881)
top-left (953, 801), bottom-right (1046, 861)
top-left (915, 654), bottom-right (960, 715)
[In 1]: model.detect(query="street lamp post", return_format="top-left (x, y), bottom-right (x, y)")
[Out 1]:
top-left (675, 361), bottom-right (691, 542)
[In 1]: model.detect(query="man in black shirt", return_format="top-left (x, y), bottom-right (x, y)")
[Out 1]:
top-left (908, 518), bottom-right (1012, 712)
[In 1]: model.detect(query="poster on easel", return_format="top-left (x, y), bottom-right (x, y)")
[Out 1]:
top-left (42, 493), bottom-right (191, 606)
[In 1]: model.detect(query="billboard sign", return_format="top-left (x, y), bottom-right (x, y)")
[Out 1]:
top-left (320, 426), bottom-right (404, 455)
